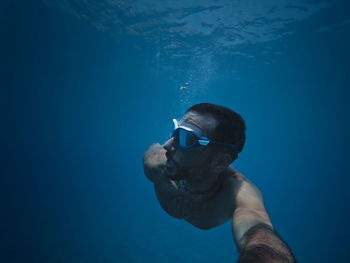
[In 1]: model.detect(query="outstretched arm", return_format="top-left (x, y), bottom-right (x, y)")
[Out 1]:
top-left (232, 175), bottom-right (297, 263)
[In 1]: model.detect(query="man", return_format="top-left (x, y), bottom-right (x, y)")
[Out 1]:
top-left (143, 103), bottom-right (296, 263)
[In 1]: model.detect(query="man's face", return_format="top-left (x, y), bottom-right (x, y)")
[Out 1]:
top-left (163, 111), bottom-right (218, 182)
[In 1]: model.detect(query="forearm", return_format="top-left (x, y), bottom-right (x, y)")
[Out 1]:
top-left (237, 223), bottom-right (297, 263)
top-left (233, 206), bottom-right (273, 244)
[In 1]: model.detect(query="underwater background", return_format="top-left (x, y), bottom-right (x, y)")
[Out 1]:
top-left (2, 0), bottom-right (350, 262)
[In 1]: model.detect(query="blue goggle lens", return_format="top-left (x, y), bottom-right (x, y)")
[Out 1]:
top-left (173, 128), bottom-right (198, 149)
top-left (179, 128), bottom-right (198, 148)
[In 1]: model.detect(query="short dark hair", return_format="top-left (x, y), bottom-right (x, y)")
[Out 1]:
top-left (187, 103), bottom-right (246, 158)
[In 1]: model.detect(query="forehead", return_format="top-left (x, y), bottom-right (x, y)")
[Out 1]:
top-left (180, 111), bottom-right (217, 136)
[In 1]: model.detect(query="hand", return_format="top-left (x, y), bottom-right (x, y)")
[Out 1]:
top-left (143, 143), bottom-right (167, 168)
top-left (143, 143), bottom-right (167, 183)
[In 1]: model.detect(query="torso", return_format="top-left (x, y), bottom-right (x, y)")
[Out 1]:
top-left (154, 166), bottom-right (244, 229)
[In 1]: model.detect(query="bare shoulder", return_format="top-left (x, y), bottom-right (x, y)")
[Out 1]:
top-left (224, 167), bottom-right (264, 209)
top-left (229, 167), bottom-right (274, 249)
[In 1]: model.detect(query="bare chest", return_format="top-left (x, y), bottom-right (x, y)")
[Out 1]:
top-left (154, 179), bottom-right (235, 229)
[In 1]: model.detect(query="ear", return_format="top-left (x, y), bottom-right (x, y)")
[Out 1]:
top-left (211, 153), bottom-right (233, 174)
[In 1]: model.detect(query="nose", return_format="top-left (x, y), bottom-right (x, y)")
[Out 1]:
top-left (163, 137), bottom-right (176, 154)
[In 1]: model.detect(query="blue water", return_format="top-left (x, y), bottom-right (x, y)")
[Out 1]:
top-left (2, 0), bottom-right (350, 262)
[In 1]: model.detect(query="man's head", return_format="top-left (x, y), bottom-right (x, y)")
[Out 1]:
top-left (163, 103), bottom-right (246, 182)
top-left (186, 103), bottom-right (246, 157)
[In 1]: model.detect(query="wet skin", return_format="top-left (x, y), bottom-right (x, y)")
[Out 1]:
top-left (143, 111), bottom-right (245, 229)
top-left (142, 111), bottom-right (295, 261)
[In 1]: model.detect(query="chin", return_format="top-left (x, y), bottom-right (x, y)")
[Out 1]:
top-left (164, 167), bottom-right (181, 181)
top-left (169, 175), bottom-right (182, 181)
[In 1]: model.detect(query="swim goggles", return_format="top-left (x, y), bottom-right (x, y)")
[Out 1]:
top-left (172, 118), bottom-right (239, 152)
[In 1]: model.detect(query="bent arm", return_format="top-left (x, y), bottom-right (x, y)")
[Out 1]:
top-left (232, 177), bottom-right (296, 262)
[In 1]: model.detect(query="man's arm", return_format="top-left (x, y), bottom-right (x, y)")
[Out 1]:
top-left (232, 175), bottom-right (296, 263)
